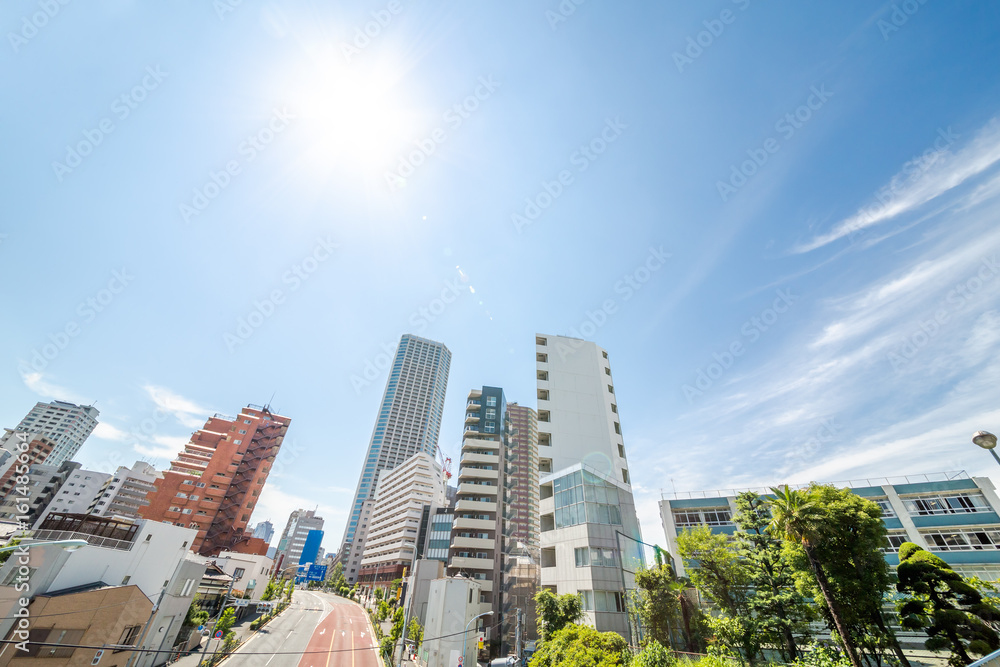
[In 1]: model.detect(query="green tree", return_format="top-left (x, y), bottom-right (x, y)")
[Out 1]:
top-left (631, 640), bottom-right (675, 667)
top-left (534, 590), bottom-right (584, 642)
top-left (896, 542), bottom-right (1000, 665)
top-left (215, 607), bottom-right (236, 638)
top-left (633, 562), bottom-right (707, 654)
top-left (0, 539), bottom-right (21, 566)
top-left (676, 526), bottom-right (762, 663)
top-left (374, 587), bottom-right (384, 600)
top-left (183, 596), bottom-right (210, 629)
top-left (261, 579), bottom-right (279, 601)
top-left (768, 486), bottom-right (863, 667)
top-left (733, 491), bottom-right (812, 662)
top-left (530, 624), bottom-right (629, 667)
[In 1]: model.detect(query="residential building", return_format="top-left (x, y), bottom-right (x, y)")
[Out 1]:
top-left (139, 403), bottom-right (291, 556)
top-left (299, 528), bottom-right (324, 565)
top-left (506, 403), bottom-right (540, 549)
top-left (422, 577), bottom-right (485, 667)
top-left (274, 508), bottom-right (324, 574)
top-left (214, 550), bottom-right (275, 602)
top-left (10, 400), bottom-right (99, 466)
top-left (448, 386), bottom-right (513, 651)
top-left (0, 513), bottom-right (202, 667)
top-left (0, 461), bottom-right (81, 527)
top-left (423, 507), bottom-right (456, 563)
top-left (89, 460), bottom-right (161, 520)
top-left (341, 334), bottom-right (452, 584)
top-left (0, 429), bottom-right (56, 491)
top-left (34, 466), bottom-right (110, 525)
top-left (252, 519), bottom-right (275, 543)
top-left (535, 334), bottom-right (643, 637)
top-left (660, 471), bottom-right (1000, 580)
top-left (358, 452), bottom-right (446, 592)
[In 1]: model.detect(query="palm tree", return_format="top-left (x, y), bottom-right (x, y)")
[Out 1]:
top-left (767, 486), bottom-right (863, 667)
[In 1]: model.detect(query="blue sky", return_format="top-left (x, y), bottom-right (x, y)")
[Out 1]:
top-left (3, 1), bottom-right (1000, 553)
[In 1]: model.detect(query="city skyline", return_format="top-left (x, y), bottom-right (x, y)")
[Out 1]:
top-left (4, 2), bottom-right (1000, 559)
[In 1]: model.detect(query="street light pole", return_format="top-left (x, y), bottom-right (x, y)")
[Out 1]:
top-left (198, 575), bottom-right (235, 667)
top-left (973, 431), bottom-right (1000, 465)
top-left (462, 611), bottom-right (493, 667)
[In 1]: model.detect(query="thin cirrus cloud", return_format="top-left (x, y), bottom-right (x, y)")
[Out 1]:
top-left (794, 118), bottom-right (1000, 254)
top-left (142, 384), bottom-right (213, 429)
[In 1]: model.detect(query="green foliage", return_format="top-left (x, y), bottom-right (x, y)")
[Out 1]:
top-left (284, 580), bottom-right (294, 600)
top-left (215, 608), bottom-right (236, 637)
top-left (677, 526), bottom-right (749, 617)
top-left (183, 595), bottom-right (210, 628)
top-left (261, 579), bottom-right (279, 601)
top-left (790, 645), bottom-right (852, 667)
top-left (768, 484), bottom-right (904, 667)
top-left (633, 563), bottom-right (708, 654)
top-left (733, 491), bottom-right (812, 662)
top-left (380, 636), bottom-right (396, 663)
top-left (530, 624), bottom-right (629, 667)
top-left (374, 587), bottom-right (384, 600)
top-left (0, 539), bottom-right (21, 566)
top-left (376, 599), bottom-right (391, 623)
top-left (631, 641), bottom-right (675, 667)
top-left (409, 618), bottom-right (424, 651)
top-left (534, 590), bottom-right (585, 641)
top-left (896, 542), bottom-right (1000, 665)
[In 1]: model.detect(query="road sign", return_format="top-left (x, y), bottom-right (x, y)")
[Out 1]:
top-left (91, 650), bottom-right (104, 665)
top-left (458, 657), bottom-right (464, 666)
top-left (197, 625), bottom-right (204, 632)
top-left (214, 630), bottom-right (223, 639)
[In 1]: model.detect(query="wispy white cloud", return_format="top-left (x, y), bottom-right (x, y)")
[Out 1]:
top-left (253, 483), bottom-right (346, 550)
top-left (93, 422), bottom-right (131, 442)
top-left (18, 370), bottom-right (90, 405)
top-left (794, 119), bottom-right (1000, 253)
top-left (142, 384), bottom-right (211, 428)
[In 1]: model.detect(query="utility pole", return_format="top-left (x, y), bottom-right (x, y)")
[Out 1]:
top-left (514, 609), bottom-right (522, 666)
top-left (199, 576), bottom-right (235, 667)
top-left (124, 589), bottom-right (166, 667)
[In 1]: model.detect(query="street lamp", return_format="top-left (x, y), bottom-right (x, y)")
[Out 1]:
top-left (973, 431), bottom-right (1000, 465)
top-left (462, 611), bottom-right (493, 667)
top-left (0, 539), bottom-right (88, 555)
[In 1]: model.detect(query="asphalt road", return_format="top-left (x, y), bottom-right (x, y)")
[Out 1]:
top-left (226, 590), bottom-right (381, 667)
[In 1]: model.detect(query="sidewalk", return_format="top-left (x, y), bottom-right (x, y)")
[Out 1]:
top-left (171, 608), bottom-right (265, 667)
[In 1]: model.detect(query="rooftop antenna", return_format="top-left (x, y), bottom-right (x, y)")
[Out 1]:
top-left (266, 392), bottom-right (276, 410)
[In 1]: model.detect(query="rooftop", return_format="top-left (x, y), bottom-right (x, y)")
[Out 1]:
top-left (661, 471), bottom-right (970, 500)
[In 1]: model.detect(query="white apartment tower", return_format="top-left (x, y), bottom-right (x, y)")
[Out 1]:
top-left (535, 334), bottom-right (643, 638)
top-left (341, 334), bottom-right (452, 583)
top-left (89, 461), bottom-right (161, 520)
top-left (13, 400), bottom-right (100, 465)
top-left (358, 452), bottom-right (446, 591)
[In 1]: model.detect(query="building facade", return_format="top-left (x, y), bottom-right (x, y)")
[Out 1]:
top-left (359, 452), bottom-right (446, 591)
top-left (341, 334), bottom-right (452, 583)
top-left (139, 404), bottom-right (291, 556)
top-left (299, 528), bottom-right (325, 565)
top-left (0, 429), bottom-right (56, 491)
top-left (660, 472), bottom-right (1000, 580)
top-left (89, 460), bottom-right (160, 520)
top-left (274, 508), bottom-right (325, 573)
top-left (35, 467), bottom-right (110, 525)
top-left (506, 402), bottom-right (539, 548)
top-left (0, 461), bottom-right (81, 526)
top-left (12, 400), bottom-right (100, 466)
top-left (535, 334), bottom-right (643, 637)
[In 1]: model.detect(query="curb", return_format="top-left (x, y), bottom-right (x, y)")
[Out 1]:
top-left (208, 598), bottom-right (292, 667)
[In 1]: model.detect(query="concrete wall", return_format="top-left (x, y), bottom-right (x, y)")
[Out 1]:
top-left (423, 578), bottom-right (483, 667)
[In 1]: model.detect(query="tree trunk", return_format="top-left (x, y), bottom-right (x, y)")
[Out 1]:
top-left (872, 610), bottom-right (910, 667)
top-left (804, 544), bottom-right (864, 667)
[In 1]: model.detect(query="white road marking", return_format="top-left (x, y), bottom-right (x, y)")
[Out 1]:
top-left (320, 629), bottom-right (325, 635)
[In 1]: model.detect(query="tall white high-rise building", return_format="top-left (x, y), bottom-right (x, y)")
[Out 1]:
top-left (535, 334), bottom-right (643, 637)
top-left (89, 461), bottom-right (161, 520)
top-left (252, 520), bottom-right (275, 544)
top-left (341, 334), bottom-right (452, 583)
top-left (13, 400), bottom-right (99, 465)
top-left (358, 452), bottom-right (446, 591)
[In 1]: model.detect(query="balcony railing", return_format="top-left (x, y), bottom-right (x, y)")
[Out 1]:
top-left (32, 529), bottom-right (134, 551)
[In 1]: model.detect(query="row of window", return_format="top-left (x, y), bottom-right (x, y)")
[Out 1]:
top-left (574, 546), bottom-right (618, 568)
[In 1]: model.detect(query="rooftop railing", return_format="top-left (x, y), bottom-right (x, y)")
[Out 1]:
top-left (662, 471), bottom-right (970, 500)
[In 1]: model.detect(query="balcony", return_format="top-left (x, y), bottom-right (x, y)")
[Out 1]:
top-left (453, 517), bottom-right (496, 531)
top-left (455, 499), bottom-right (497, 513)
top-left (459, 483), bottom-right (497, 496)
top-left (465, 413), bottom-right (480, 424)
top-left (466, 401), bottom-right (481, 409)
top-left (461, 453), bottom-right (498, 465)
top-left (450, 556), bottom-right (494, 571)
top-left (458, 468), bottom-right (498, 481)
top-left (451, 536), bottom-right (495, 550)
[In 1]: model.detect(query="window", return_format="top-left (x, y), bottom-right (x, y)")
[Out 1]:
top-left (873, 498), bottom-right (896, 517)
top-left (233, 568), bottom-right (246, 579)
top-left (486, 397), bottom-right (497, 407)
top-left (884, 532), bottom-right (908, 553)
top-left (605, 367), bottom-right (611, 375)
top-left (923, 529), bottom-right (1000, 551)
top-left (538, 411), bottom-right (550, 423)
top-left (115, 625), bottom-right (142, 652)
top-left (537, 371), bottom-right (548, 381)
top-left (537, 353), bottom-right (547, 363)
top-left (904, 493), bottom-right (990, 515)
top-left (614, 422), bottom-right (621, 435)
top-left (673, 508), bottom-right (733, 527)
top-left (239, 430), bottom-right (247, 434)
top-left (485, 408), bottom-right (496, 419)
top-left (618, 444), bottom-right (626, 458)
top-left (538, 389), bottom-right (549, 401)
top-left (536, 337), bottom-right (547, 345)
top-left (608, 385), bottom-right (614, 393)
top-left (484, 424), bottom-right (496, 433)
top-left (121, 575), bottom-right (131, 585)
